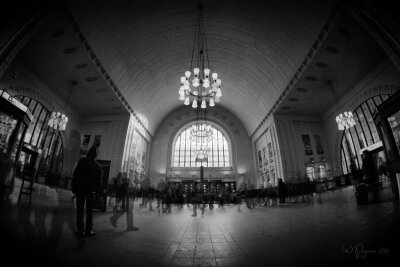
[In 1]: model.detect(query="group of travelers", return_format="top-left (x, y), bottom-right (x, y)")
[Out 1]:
top-left (105, 176), bottom-right (325, 214)
top-left (71, 148), bottom-right (326, 238)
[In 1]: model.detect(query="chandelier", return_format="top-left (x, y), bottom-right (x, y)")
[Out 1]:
top-left (178, 5), bottom-right (222, 109)
top-left (48, 81), bottom-right (76, 131)
top-left (191, 105), bottom-right (213, 161)
top-left (335, 111), bottom-right (356, 130)
top-left (191, 123), bottom-right (212, 140)
top-left (191, 123), bottom-right (212, 160)
top-left (327, 80), bottom-right (356, 130)
top-left (192, 133), bottom-right (211, 160)
top-left (48, 112), bottom-right (68, 131)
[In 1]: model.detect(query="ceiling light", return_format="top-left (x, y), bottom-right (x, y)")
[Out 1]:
top-left (178, 5), bottom-right (222, 109)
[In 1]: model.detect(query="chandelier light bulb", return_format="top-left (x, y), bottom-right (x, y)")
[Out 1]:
top-left (179, 94), bottom-right (185, 101)
top-left (192, 99), bottom-right (198, 108)
top-left (61, 117), bottom-right (68, 131)
top-left (203, 79), bottom-right (210, 88)
top-left (201, 99), bottom-right (206, 108)
top-left (212, 73), bottom-right (218, 80)
top-left (216, 88), bottom-right (222, 97)
top-left (194, 68), bottom-right (200, 76)
top-left (204, 68), bottom-right (210, 77)
top-left (193, 77), bottom-right (200, 87)
top-left (209, 98), bottom-right (215, 107)
top-left (184, 96), bottom-right (190, 105)
top-left (185, 71), bottom-right (191, 78)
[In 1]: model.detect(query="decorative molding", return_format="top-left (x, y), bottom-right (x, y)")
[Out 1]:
top-left (250, 4), bottom-right (341, 139)
top-left (61, 6), bottom-right (152, 138)
top-left (159, 107), bottom-right (242, 138)
top-left (346, 4), bottom-right (400, 73)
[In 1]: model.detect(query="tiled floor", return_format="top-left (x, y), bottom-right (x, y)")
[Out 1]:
top-left (1, 179), bottom-right (399, 267)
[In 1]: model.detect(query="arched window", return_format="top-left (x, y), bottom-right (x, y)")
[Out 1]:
top-left (172, 123), bottom-right (231, 167)
top-left (340, 94), bottom-right (390, 174)
top-left (11, 94), bottom-right (64, 185)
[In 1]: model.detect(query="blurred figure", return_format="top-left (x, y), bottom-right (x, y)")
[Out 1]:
top-left (114, 172), bottom-right (128, 211)
top-left (244, 178), bottom-right (255, 209)
top-left (163, 182), bottom-right (172, 214)
top-left (189, 190), bottom-right (198, 217)
top-left (110, 193), bottom-right (139, 232)
top-left (362, 151), bottom-right (380, 203)
top-left (156, 179), bottom-right (167, 210)
top-left (139, 176), bottom-right (152, 210)
top-left (235, 190), bottom-right (242, 212)
top-left (278, 178), bottom-right (286, 204)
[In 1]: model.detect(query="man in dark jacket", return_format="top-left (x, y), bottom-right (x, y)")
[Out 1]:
top-left (72, 146), bottom-right (102, 237)
top-left (278, 178), bottom-right (286, 204)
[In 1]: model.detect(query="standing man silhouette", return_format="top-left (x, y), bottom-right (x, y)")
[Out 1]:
top-left (72, 146), bottom-right (102, 237)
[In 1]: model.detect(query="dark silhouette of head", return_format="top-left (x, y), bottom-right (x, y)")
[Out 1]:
top-left (87, 146), bottom-right (98, 160)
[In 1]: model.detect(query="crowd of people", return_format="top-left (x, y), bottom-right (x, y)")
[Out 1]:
top-left (71, 146), bottom-right (331, 237)
top-left (106, 176), bottom-right (329, 214)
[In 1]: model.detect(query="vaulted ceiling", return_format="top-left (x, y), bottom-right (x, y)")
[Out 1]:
top-left (66, 0), bottom-right (338, 135)
top-left (12, 0), bottom-right (387, 136)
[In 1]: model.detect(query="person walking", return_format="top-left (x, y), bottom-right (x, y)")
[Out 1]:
top-left (278, 178), bottom-right (286, 204)
top-left (72, 146), bottom-right (102, 237)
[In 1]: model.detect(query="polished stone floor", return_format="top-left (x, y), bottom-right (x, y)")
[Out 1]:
top-left (0, 179), bottom-right (399, 267)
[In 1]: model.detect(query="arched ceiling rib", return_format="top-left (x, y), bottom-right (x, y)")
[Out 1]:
top-left (67, 0), bottom-right (338, 135)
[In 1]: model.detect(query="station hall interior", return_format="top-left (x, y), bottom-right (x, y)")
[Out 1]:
top-left (1, 0), bottom-right (400, 266)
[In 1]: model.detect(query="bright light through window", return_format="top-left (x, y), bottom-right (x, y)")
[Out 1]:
top-left (173, 125), bottom-right (230, 167)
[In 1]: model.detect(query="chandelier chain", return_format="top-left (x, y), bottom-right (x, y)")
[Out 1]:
top-left (327, 80), bottom-right (356, 130)
top-left (179, 4), bottom-right (222, 109)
